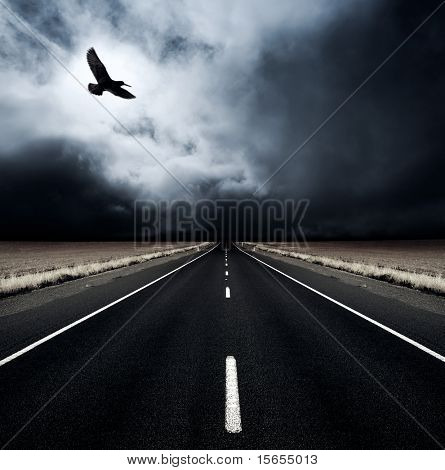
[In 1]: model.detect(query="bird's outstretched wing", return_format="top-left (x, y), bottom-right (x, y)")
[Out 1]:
top-left (111, 87), bottom-right (136, 99)
top-left (87, 48), bottom-right (111, 83)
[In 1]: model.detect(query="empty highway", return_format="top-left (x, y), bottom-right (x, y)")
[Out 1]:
top-left (0, 243), bottom-right (444, 449)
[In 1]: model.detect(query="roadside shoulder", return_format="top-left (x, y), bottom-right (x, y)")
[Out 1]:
top-left (244, 248), bottom-right (445, 317)
top-left (0, 248), bottom-right (207, 318)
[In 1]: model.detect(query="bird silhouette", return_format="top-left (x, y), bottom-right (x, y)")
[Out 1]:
top-left (87, 47), bottom-right (135, 99)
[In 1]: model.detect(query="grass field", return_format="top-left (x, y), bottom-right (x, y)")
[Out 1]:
top-left (0, 242), bottom-right (211, 297)
top-left (244, 240), bottom-right (445, 295)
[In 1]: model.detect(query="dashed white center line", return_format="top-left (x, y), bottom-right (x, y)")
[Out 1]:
top-left (225, 286), bottom-right (231, 298)
top-left (225, 356), bottom-right (242, 433)
top-left (225, 271), bottom-right (228, 276)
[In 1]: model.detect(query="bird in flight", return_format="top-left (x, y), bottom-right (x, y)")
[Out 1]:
top-left (86, 47), bottom-right (135, 99)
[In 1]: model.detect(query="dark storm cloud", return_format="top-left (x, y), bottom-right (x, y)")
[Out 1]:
top-left (160, 35), bottom-right (217, 62)
top-left (0, 140), bottom-right (135, 240)
top-left (1, 0), bottom-right (444, 239)
top-left (7, 0), bottom-right (74, 48)
top-left (113, 117), bottom-right (158, 141)
top-left (248, 0), bottom-right (445, 238)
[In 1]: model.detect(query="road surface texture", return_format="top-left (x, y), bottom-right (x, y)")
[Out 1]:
top-left (0, 243), bottom-right (444, 449)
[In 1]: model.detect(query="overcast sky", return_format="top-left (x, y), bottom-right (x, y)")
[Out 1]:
top-left (1, 0), bottom-right (444, 239)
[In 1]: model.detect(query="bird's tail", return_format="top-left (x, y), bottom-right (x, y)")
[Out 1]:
top-left (88, 83), bottom-right (103, 95)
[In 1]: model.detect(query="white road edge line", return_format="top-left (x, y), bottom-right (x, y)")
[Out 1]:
top-left (236, 244), bottom-right (445, 363)
top-left (225, 356), bottom-right (242, 433)
top-left (226, 287), bottom-right (231, 298)
top-left (0, 244), bottom-right (219, 368)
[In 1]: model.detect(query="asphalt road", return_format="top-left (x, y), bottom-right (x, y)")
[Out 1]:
top-left (0, 243), bottom-right (444, 449)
